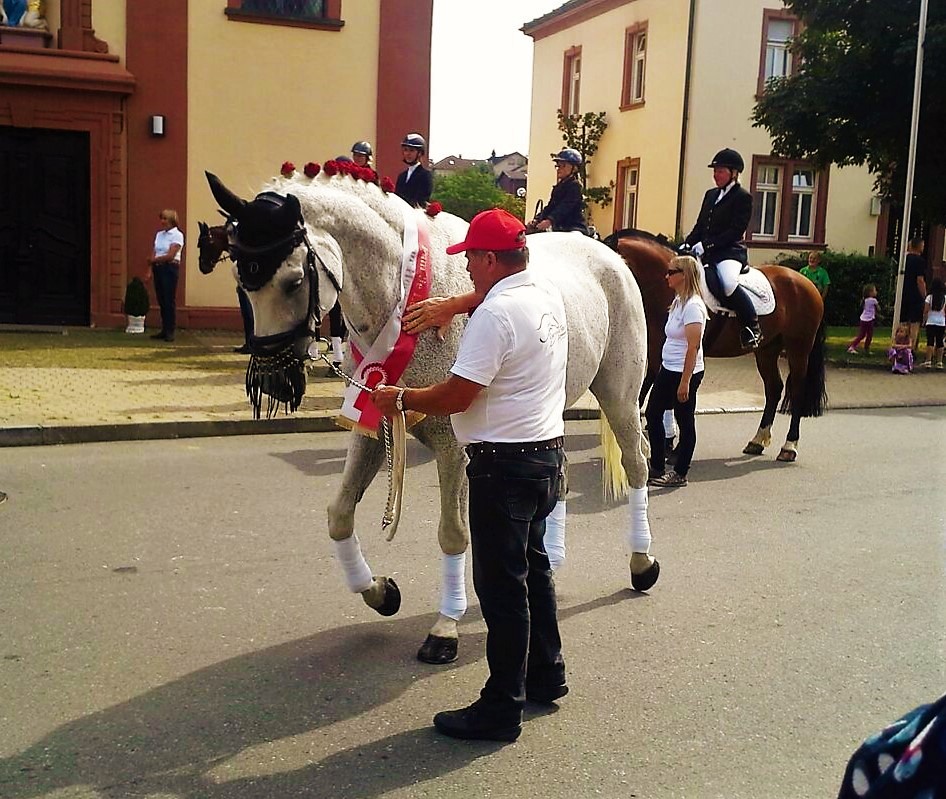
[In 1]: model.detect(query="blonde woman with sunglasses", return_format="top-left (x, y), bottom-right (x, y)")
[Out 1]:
top-left (646, 255), bottom-right (707, 487)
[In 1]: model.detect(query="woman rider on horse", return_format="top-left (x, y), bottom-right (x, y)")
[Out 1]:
top-left (683, 148), bottom-right (760, 351)
top-left (529, 148), bottom-right (589, 235)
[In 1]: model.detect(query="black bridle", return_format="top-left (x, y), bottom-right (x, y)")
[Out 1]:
top-left (230, 221), bottom-right (342, 418)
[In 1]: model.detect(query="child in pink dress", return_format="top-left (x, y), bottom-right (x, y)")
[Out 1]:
top-left (888, 324), bottom-right (914, 374)
top-left (847, 284), bottom-right (879, 355)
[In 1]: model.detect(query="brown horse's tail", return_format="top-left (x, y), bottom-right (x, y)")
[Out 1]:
top-left (779, 319), bottom-right (828, 418)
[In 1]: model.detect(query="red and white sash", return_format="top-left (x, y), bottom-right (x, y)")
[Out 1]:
top-left (339, 208), bottom-right (430, 433)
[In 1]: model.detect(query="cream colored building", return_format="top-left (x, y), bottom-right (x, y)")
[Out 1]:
top-left (523, 0), bottom-right (893, 263)
top-left (0, 1), bottom-right (432, 329)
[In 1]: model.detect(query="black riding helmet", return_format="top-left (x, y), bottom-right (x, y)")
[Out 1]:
top-left (351, 141), bottom-right (373, 157)
top-left (708, 148), bottom-right (744, 172)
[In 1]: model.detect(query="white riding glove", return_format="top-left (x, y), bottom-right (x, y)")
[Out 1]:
top-left (691, 241), bottom-right (705, 258)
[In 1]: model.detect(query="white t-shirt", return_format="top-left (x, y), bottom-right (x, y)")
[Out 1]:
top-left (661, 294), bottom-right (706, 373)
top-left (860, 296), bottom-right (879, 322)
top-left (450, 269), bottom-right (568, 445)
top-left (154, 227), bottom-right (184, 263)
top-left (925, 295), bottom-right (946, 327)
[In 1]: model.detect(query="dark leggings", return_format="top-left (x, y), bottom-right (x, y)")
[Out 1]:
top-left (645, 367), bottom-right (704, 477)
top-left (926, 325), bottom-right (945, 348)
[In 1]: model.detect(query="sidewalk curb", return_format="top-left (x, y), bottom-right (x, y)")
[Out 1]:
top-left (1, 400), bottom-right (942, 448)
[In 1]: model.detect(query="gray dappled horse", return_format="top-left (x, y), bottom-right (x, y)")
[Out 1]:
top-left (203, 168), bottom-right (659, 665)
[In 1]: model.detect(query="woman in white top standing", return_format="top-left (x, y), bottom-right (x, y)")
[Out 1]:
top-left (148, 208), bottom-right (184, 342)
top-left (646, 254), bottom-right (707, 487)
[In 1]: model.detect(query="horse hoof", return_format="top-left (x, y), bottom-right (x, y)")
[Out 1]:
top-left (776, 448), bottom-right (797, 463)
top-left (631, 559), bottom-right (660, 592)
top-left (417, 634), bottom-right (458, 664)
top-left (743, 442), bottom-right (764, 456)
top-left (374, 577), bottom-right (401, 616)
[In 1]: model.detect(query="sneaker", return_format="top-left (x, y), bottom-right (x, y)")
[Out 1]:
top-left (922, 361), bottom-right (933, 369)
top-left (937, 363), bottom-right (944, 370)
top-left (650, 471), bottom-right (687, 488)
top-left (847, 347), bottom-right (858, 355)
top-left (647, 471), bottom-right (665, 486)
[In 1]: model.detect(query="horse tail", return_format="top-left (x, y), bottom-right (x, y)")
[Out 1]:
top-left (600, 412), bottom-right (629, 501)
top-left (779, 318), bottom-right (828, 418)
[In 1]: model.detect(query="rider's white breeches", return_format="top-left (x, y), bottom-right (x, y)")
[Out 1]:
top-left (544, 499), bottom-right (567, 571)
top-left (715, 258), bottom-right (743, 296)
top-left (440, 552), bottom-right (467, 620)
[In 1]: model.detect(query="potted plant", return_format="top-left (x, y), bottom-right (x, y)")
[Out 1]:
top-left (124, 277), bottom-right (150, 333)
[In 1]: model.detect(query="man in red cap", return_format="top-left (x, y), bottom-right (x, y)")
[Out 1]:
top-left (373, 208), bottom-right (569, 743)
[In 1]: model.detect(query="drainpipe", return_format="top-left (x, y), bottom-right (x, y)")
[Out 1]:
top-left (674, 0), bottom-right (697, 239)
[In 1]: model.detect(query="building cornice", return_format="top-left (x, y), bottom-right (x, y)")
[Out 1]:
top-left (522, 0), bottom-right (638, 40)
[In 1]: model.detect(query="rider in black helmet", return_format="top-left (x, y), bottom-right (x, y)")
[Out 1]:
top-left (351, 140), bottom-right (373, 168)
top-left (395, 132), bottom-right (433, 208)
top-left (529, 148), bottom-right (588, 235)
top-left (683, 148), bottom-right (760, 350)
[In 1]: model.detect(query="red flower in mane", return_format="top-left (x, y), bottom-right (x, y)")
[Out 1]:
top-left (280, 161), bottom-right (295, 177)
top-left (303, 161), bottom-right (321, 178)
top-left (425, 201), bottom-right (443, 217)
top-left (323, 160), bottom-right (339, 176)
top-left (361, 167), bottom-right (379, 183)
top-left (380, 176), bottom-right (395, 193)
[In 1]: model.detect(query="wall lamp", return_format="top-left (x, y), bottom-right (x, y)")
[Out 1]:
top-left (150, 115), bottom-right (166, 137)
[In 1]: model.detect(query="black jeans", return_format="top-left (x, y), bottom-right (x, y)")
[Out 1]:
top-left (646, 367), bottom-right (704, 477)
top-left (466, 443), bottom-right (565, 720)
top-left (152, 262), bottom-right (179, 336)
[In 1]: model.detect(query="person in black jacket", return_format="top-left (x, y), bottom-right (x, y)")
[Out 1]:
top-left (530, 148), bottom-right (588, 234)
top-left (683, 148), bottom-right (760, 350)
top-left (395, 132), bottom-right (433, 208)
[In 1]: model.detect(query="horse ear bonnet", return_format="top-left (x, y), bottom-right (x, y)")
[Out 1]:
top-left (232, 192), bottom-right (305, 291)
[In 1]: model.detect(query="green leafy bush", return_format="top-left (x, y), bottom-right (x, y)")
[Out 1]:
top-left (432, 166), bottom-right (524, 222)
top-left (774, 250), bottom-right (896, 326)
top-left (124, 277), bottom-right (151, 317)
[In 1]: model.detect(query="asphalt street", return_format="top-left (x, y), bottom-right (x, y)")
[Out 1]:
top-left (1, 409), bottom-right (944, 799)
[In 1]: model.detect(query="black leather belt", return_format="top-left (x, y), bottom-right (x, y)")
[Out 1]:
top-left (465, 437), bottom-right (564, 458)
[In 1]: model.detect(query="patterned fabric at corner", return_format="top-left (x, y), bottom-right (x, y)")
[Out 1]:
top-left (837, 692), bottom-right (946, 799)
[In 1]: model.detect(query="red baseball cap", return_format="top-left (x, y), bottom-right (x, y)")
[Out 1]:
top-left (446, 208), bottom-right (527, 255)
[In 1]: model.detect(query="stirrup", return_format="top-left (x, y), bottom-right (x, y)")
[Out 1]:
top-left (740, 326), bottom-right (761, 351)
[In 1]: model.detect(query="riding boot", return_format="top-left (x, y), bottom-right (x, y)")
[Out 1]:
top-left (726, 285), bottom-right (761, 350)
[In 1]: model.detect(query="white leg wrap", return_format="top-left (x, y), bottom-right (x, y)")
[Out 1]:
top-left (439, 552), bottom-right (467, 620)
top-left (625, 487), bottom-right (652, 554)
top-left (663, 409), bottom-right (677, 439)
top-left (331, 336), bottom-right (344, 362)
top-left (544, 500), bottom-right (567, 571)
top-left (332, 535), bottom-right (374, 593)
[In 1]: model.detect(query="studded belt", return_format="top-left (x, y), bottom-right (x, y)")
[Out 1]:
top-left (464, 437), bottom-right (564, 458)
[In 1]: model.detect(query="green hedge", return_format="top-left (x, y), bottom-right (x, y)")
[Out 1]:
top-left (774, 250), bottom-right (896, 326)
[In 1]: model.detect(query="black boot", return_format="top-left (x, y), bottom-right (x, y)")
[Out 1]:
top-left (726, 285), bottom-right (761, 350)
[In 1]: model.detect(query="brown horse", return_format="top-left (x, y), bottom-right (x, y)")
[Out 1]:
top-left (197, 220), bottom-right (230, 275)
top-left (606, 229), bottom-right (827, 462)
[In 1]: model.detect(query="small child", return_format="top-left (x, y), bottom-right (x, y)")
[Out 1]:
top-left (847, 284), bottom-right (879, 355)
top-left (921, 277), bottom-right (946, 369)
top-left (888, 323), bottom-right (914, 374)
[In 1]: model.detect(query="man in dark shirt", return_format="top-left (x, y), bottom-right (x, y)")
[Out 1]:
top-left (902, 237), bottom-right (928, 351)
top-left (394, 133), bottom-right (433, 208)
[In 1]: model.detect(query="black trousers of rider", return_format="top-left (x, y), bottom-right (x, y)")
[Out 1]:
top-left (466, 444), bottom-right (565, 722)
top-left (704, 264), bottom-right (757, 328)
top-left (646, 367), bottom-right (704, 477)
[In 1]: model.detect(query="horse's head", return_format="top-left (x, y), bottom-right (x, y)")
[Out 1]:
top-left (206, 171), bottom-right (342, 418)
top-left (197, 220), bottom-right (230, 275)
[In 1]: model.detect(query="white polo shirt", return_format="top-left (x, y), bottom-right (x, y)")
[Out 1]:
top-left (661, 294), bottom-right (706, 373)
top-left (154, 227), bottom-right (184, 263)
top-left (450, 269), bottom-right (568, 445)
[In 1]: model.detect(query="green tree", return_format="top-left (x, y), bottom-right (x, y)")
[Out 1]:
top-left (556, 110), bottom-right (614, 209)
top-left (752, 0), bottom-right (946, 223)
top-left (432, 165), bottom-right (524, 222)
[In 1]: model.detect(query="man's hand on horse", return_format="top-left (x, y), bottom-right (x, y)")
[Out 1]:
top-left (403, 294), bottom-right (479, 340)
top-left (371, 384), bottom-right (402, 417)
top-left (535, 219), bottom-right (552, 232)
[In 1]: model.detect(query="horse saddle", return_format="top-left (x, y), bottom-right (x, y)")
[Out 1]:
top-left (699, 266), bottom-right (776, 317)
